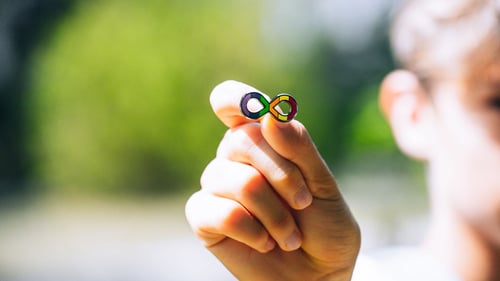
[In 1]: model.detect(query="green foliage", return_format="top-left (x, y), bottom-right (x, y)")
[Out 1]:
top-left (29, 0), bottom-right (290, 194)
top-left (349, 84), bottom-right (396, 154)
top-left (28, 0), bottom-right (397, 195)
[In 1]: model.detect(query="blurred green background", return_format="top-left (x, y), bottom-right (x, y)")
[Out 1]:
top-left (0, 0), bottom-right (427, 280)
top-left (2, 0), bottom-right (402, 197)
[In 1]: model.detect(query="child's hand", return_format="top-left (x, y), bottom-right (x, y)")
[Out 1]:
top-left (185, 81), bottom-right (361, 281)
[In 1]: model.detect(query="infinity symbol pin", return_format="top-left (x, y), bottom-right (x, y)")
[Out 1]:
top-left (240, 92), bottom-right (298, 122)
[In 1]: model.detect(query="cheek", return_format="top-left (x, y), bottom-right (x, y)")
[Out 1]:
top-left (447, 145), bottom-right (500, 243)
top-left (431, 100), bottom-right (500, 223)
top-left (483, 112), bottom-right (500, 142)
top-left (438, 141), bottom-right (500, 217)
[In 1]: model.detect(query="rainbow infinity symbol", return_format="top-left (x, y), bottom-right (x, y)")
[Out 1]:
top-left (240, 92), bottom-right (298, 122)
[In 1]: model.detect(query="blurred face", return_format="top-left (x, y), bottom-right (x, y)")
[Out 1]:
top-left (426, 54), bottom-right (500, 243)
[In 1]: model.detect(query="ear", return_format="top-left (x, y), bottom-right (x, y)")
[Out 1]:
top-left (379, 70), bottom-right (433, 161)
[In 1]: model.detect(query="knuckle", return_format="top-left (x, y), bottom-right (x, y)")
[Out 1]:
top-left (199, 158), bottom-right (231, 191)
top-left (223, 205), bottom-right (251, 230)
top-left (269, 161), bottom-right (296, 183)
top-left (193, 228), bottom-right (220, 246)
top-left (184, 191), bottom-right (207, 229)
top-left (222, 205), bottom-right (269, 247)
top-left (217, 124), bottom-right (263, 159)
top-left (238, 124), bottom-right (263, 150)
top-left (238, 172), bottom-right (267, 202)
top-left (215, 130), bottom-right (234, 157)
top-left (267, 162), bottom-right (304, 198)
top-left (199, 159), bottom-right (217, 188)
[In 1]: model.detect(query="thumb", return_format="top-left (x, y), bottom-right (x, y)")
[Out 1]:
top-left (261, 115), bottom-right (340, 200)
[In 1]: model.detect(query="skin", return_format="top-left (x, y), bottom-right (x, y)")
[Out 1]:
top-left (380, 60), bottom-right (500, 280)
top-left (185, 46), bottom-right (500, 281)
top-left (185, 81), bottom-right (360, 281)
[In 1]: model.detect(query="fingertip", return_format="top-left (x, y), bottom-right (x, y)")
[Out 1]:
top-left (209, 80), bottom-right (244, 110)
top-left (260, 237), bottom-right (276, 253)
top-left (294, 186), bottom-right (313, 210)
top-left (209, 80), bottom-right (263, 128)
top-left (261, 113), bottom-right (292, 129)
top-left (185, 190), bottom-right (201, 224)
top-left (284, 230), bottom-right (302, 251)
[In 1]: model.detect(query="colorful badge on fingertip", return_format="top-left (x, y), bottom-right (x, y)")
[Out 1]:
top-left (240, 92), bottom-right (298, 122)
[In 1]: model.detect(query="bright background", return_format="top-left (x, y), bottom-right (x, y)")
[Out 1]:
top-left (0, 0), bottom-right (428, 280)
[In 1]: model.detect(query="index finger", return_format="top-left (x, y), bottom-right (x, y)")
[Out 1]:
top-left (210, 80), bottom-right (270, 128)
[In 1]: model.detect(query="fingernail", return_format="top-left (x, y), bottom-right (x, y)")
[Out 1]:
top-left (285, 230), bottom-right (302, 251)
top-left (265, 115), bottom-right (288, 128)
top-left (263, 237), bottom-right (276, 252)
top-left (273, 119), bottom-right (290, 128)
top-left (294, 186), bottom-right (312, 209)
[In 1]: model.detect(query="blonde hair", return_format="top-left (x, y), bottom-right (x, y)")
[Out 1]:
top-left (390, 0), bottom-right (500, 90)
